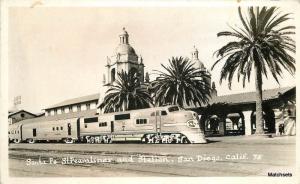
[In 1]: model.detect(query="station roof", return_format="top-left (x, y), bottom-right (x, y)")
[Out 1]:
top-left (18, 109), bottom-right (97, 124)
top-left (184, 86), bottom-right (295, 109)
top-left (45, 93), bottom-right (99, 110)
top-left (8, 109), bottom-right (37, 118)
top-left (209, 86), bottom-right (295, 106)
top-left (45, 86), bottom-right (295, 111)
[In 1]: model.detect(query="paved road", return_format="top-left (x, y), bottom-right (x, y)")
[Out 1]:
top-left (9, 136), bottom-right (296, 177)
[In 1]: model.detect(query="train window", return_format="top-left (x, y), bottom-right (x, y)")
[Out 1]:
top-left (33, 128), bottom-right (37, 137)
top-left (86, 103), bottom-right (90, 110)
top-left (150, 112), bottom-right (155, 116)
top-left (84, 117), bottom-right (98, 123)
top-left (69, 106), bottom-right (72, 112)
top-left (61, 126), bottom-right (63, 130)
top-left (136, 119), bottom-right (147, 125)
top-left (56, 127), bottom-right (59, 131)
top-left (85, 124), bottom-right (87, 128)
top-left (115, 113), bottom-right (130, 120)
top-left (54, 109), bottom-right (57, 115)
top-left (168, 106), bottom-right (179, 112)
top-left (99, 122), bottom-right (107, 127)
top-left (161, 111), bottom-right (168, 116)
top-left (77, 105), bottom-right (81, 112)
top-left (52, 127), bottom-right (55, 131)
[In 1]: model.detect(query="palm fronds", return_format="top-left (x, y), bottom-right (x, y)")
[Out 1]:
top-left (100, 70), bottom-right (152, 113)
top-left (212, 6), bottom-right (295, 88)
top-left (151, 57), bottom-right (211, 107)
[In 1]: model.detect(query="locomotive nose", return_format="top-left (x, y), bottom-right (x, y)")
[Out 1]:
top-left (192, 112), bottom-right (200, 121)
top-left (184, 111), bottom-right (200, 128)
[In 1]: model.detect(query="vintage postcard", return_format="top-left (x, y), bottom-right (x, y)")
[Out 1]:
top-left (0, 0), bottom-right (299, 184)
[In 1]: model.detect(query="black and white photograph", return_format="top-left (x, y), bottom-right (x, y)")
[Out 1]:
top-left (0, 1), bottom-right (299, 184)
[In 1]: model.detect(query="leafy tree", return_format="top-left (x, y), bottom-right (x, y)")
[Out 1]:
top-left (99, 70), bottom-right (153, 113)
top-left (212, 7), bottom-right (295, 135)
top-left (151, 56), bottom-right (211, 107)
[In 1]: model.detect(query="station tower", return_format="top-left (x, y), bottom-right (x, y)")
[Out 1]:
top-left (97, 28), bottom-right (145, 113)
top-left (191, 46), bottom-right (217, 97)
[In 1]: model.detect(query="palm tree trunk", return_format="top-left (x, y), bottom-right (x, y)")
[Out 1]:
top-left (254, 65), bottom-right (264, 135)
top-left (122, 101), bottom-right (126, 112)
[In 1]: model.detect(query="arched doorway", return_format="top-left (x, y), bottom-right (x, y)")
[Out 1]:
top-left (225, 112), bottom-right (245, 135)
top-left (251, 109), bottom-right (275, 134)
top-left (204, 115), bottom-right (220, 136)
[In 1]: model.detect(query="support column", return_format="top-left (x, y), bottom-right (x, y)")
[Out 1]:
top-left (218, 114), bottom-right (226, 136)
top-left (273, 108), bottom-right (283, 136)
top-left (244, 111), bottom-right (252, 135)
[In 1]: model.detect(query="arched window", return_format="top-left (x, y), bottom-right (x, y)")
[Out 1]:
top-left (111, 68), bottom-right (116, 82)
top-left (205, 115), bottom-right (220, 133)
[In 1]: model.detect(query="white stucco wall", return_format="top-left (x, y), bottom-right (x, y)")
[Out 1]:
top-left (244, 111), bottom-right (252, 135)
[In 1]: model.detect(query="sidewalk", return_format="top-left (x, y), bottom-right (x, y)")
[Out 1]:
top-left (207, 135), bottom-right (296, 144)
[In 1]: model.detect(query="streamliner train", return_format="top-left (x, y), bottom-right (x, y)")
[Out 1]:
top-left (8, 105), bottom-right (207, 144)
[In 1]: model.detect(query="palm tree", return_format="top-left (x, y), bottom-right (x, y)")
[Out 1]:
top-left (151, 56), bottom-right (211, 107)
top-left (212, 7), bottom-right (295, 135)
top-left (99, 70), bottom-right (153, 113)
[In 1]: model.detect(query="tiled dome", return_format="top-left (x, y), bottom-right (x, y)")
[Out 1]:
top-left (115, 44), bottom-right (137, 56)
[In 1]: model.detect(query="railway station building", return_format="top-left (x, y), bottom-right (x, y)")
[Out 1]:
top-left (8, 110), bottom-right (39, 125)
top-left (44, 94), bottom-right (99, 117)
top-left (189, 86), bottom-right (296, 136)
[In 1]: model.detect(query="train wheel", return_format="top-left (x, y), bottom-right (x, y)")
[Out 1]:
top-left (161, 135), bottom-right (167, 144)
top-left (184, 139), bottom-right (190, 144)
top-left (162, 135), bottom-right (172, 144)
top-left (64, 138), bottom-right (74, 144)
top-left (154, 135), bottom-right (161, 144)
top-left (147, 136), bottom-right (155, 144)
top-left (105, 138), bottom-right (112, 144)
top-left (181, 136), bottom-right (189, 144)
top-left (103, 136), bottom-right (112, 144)
top-left (167, 137), bottom-right (174, 144)
top-left (99, 136), bottom-right (105, 144)
top-left (141, 137), bottom-right (148, 144)
top-left (28, 139), bottom-right (35, 144)
top-left (171, 134), bottom-right (181, 144)
top-left (14, 139), bottom-right (21, 144)
top-left (141, 137), bottom-right (145, 143)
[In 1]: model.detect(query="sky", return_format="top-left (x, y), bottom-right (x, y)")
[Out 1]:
top-left (8, 5), bottom-right (296, 113)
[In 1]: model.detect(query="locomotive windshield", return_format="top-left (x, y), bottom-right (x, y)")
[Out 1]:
top-left (168, 106), bottom-right (180, 112)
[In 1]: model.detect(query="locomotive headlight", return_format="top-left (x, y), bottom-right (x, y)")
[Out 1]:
top-left (187, 120), bottom-right (197, 128)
